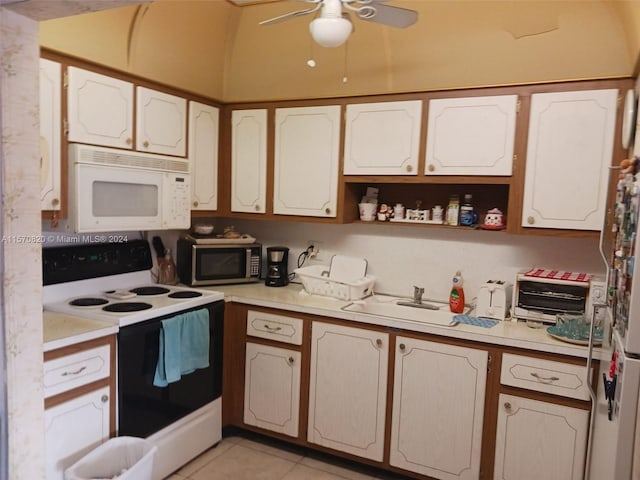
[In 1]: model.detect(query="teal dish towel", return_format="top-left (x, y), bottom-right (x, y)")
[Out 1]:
top-left (153, 308), bottom-right (210, 387)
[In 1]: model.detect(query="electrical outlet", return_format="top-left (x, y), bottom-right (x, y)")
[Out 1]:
top-left (307, 241), bottom-right (322, 259)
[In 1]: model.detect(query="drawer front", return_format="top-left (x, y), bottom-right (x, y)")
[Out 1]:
top-left (247, 310), bottom-right (303, 345)
top-left (44, 345), bottom-right (110, 398)
top-left (501, 353), bottom-right (589, 400)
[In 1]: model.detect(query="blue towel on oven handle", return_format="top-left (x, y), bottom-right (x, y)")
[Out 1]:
top-left (153, 308), bottom-right (210, 387)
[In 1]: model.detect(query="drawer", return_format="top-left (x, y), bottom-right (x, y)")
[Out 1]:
top-left (500, 353), bottom-right (590, 401)
top-left (247, 310), bottom-right (303, 345)
top-left (44, 344), bottom-right (111, 398)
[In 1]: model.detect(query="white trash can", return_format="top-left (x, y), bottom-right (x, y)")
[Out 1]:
top-left (64, 436), bottom-right (157, 480)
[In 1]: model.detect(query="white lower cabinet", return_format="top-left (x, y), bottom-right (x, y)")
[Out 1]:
top-left (493, 393), bottom-right (589, 480)
top-left (389, 337), bottom-right (488, 480)
top-left (244, 342), bottom-right (301, 437)
top-left (45, 386), bottom-right (111, 480)
top-left (307, 322), bottom-right (388, 461)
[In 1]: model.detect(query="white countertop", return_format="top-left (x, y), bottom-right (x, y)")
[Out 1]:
top-left (207, 282), bottom-right (608, 361)
top-left (43, 311), bottom-right (118, 352)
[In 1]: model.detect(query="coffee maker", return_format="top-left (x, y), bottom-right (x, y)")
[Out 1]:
top-left (265, 246), bottom-right (289, 287)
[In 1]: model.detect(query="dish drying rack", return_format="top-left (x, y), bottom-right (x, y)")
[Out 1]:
top-left (294, 255), bottom-right (375, 301)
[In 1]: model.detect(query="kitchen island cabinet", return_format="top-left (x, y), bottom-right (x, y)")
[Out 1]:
top-left (307, 321), bottom-right (388, 461)
top-left (389, 336), bottom-right (487, 479)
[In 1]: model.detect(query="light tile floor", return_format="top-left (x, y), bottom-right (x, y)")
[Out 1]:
top-left (166, 433), bottom-right (407, 480)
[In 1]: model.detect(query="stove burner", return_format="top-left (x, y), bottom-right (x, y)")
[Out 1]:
top-left (103, 302), bottom-right (153, 313)
top-left (129, 286), bottom-right (170, 296)
top-left (70, 297), bottom-right (109, 307)
top-left (168, 291), bottom-right (203, 299)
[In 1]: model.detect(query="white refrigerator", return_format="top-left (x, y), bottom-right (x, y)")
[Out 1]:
top-left (591, 169), bottom-right (640, 480)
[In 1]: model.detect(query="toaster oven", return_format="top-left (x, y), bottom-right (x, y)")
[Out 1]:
top-left (512, 270), bottom-right (606, 324)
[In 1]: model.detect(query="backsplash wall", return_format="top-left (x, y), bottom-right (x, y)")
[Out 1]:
top-left (190, 219), bottom-right (606, 305)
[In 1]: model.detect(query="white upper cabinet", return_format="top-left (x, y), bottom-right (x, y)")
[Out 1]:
top-left (67, 66), bottom-right (134, 149)
top-left (425, 94), bottom-right (518, 176)
top-left (274, 106), bottom-right (340, 217)
top-left (343, 100), bottom-right (422, 175)
top-left (189, 101), bottom-right (219, 211)
top-left (136, 86), bottom-right (187, 156)
top-left (231, 109), bottom-right (267, 214)
top-left (522, 89), bottom-right (617, 230)
top-left (40, 58), bottom-right (62, 211)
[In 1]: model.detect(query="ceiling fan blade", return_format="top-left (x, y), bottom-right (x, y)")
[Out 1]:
top-left (359, 3), bottom-right (418, 28)
top-left (259, 4), bottom-right (321, 26)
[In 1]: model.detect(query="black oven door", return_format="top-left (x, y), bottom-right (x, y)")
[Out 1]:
top-left (117, 300), bottom-right (224, 438)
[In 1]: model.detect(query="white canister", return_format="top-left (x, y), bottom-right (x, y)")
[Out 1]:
top-left (393, 203), bottom-right (405, 219)
top-left (432, 205), bottom-right (444, 222)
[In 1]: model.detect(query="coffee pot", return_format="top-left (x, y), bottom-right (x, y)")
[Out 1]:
top-left (265, 246), bottom-right (289, 287)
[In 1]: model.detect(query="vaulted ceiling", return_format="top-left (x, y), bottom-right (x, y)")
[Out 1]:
top-left (9, 0), bottom-right (640, 102)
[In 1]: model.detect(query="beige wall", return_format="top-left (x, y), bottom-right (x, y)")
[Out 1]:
top-left (39, 0), bottom-right (640, 103)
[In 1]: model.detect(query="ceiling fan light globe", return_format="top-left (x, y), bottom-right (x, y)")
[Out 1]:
top-left (309, 16), bottom-right (352, 47)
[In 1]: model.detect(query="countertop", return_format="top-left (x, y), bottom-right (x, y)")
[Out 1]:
top-left (207, 282), bottom-right (608, 361)
top-left (43, 311), bottom-right (118, 352)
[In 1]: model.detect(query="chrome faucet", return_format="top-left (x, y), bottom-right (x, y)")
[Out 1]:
top-left (413, 286), bottom-right (424, 304)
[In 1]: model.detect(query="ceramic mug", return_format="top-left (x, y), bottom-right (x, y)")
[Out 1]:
top-left (358, 203), bottom-right (377, 221)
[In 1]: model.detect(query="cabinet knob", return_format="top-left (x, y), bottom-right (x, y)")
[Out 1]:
top-left (376, 338), bottom-right (383, 348)
top-left (193, 200), bottom-right (199, 207)
top-left (101, 395), bottom-right (109, 403)
top-left (288, 356), bottom-right (294, 364)
top-left (427, 164), bottom-right (435, 172)
top-left (51, 198), bottom-right (60, 206)
top-left (504, 402), bottom-right (512, 411)
top-left (527, 216), bottom-right (535, 225)
top-left (143, 140), bottom-right (149, 148)
top-left (125, 138), bottom-right (132, 146)
top-left (254, 204), bottom-right (260, 211)
top-left (399, 343), bottom-right (406, 351)
top-left (406, 165), bottom-right (413, 173)
top-left (325, 207), bottom-right (331, 215)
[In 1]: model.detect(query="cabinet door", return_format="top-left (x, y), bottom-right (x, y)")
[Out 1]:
top-left (389, 337), bottom-right (487, 480)
top-left (308, 322), bottom-right (388, 461)
top-left (425, 95), bottom-right (517, 176)
top-left (231, 109), bottom-right (267, 214)
top-left (522, 89), bottom-right (617, 230)
top-left (67, 66), bottom-right (134, 149)
top-left (343, 100), bottom-right (422, 175)
top-left (136, 86), bottom-right (187, 156)
top-left (189, 101), bottom-right (219, 211)
top-left (45, 386), bottom-right (110, 480)
top-left (494, 394), bottom-right (589, 480)
top-left (274, 106), bottom-right (340, 217)
top-left (40, 58), bottom-right (61, 211)
top-left (244, 342), bottom-right (301, 437)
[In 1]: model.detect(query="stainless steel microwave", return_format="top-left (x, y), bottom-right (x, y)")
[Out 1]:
top-left (176, 237), bottom-right (262, 286)
top-left (511, 271), bottom-right (606, 324)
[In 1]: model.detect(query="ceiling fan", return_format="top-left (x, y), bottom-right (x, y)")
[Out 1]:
top-left (255, 0), bottom-right (418, 48)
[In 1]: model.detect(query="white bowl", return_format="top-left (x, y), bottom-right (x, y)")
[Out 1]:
top-left (194, 224), bottom-right (214, 235)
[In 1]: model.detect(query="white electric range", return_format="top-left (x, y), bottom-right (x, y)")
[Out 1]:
top-left (43, 240), bottom-right (225, 480)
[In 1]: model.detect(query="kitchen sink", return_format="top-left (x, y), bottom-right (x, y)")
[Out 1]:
top-left (342, 295), bottom-right (464, 327)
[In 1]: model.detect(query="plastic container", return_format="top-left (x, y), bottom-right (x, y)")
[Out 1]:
top-left (295, 265), bottom-right (375, 301)
top-left (459, 193), bottom-right (477, 226)
top-left (64, 436), bottom-right (157, 480)
top-left (449, 270), bottom-right (465, 313)
top-left (446, 195), bottom-right (460, 225)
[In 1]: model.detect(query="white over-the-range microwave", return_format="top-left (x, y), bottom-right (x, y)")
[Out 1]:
top-left (66, 143), bottom-right (191, 233)
top-left (511, 270), bottom-right (607, 324)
